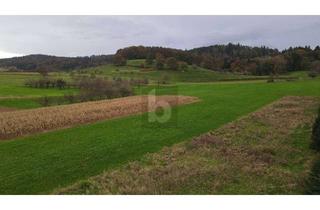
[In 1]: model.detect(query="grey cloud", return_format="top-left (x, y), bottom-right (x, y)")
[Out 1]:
top-left (0, 16), bottom-right (319, 57)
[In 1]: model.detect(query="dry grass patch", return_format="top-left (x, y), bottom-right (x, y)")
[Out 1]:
top-left (0, 107), bottom-right (17, 113)
top-left (0, 95), bottom-right (198, 140)
top-left (55, 96), bottom-right (319, 195)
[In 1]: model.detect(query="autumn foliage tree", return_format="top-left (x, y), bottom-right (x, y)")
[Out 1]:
top-left (166, 57), bottom-right (179, 70)
top-left (145, 53), bottom-right (154, 66)
top-left (200, 55), bottom-right (214, 70)
top-left (155, 53), bottom-right (165, 70)
top-left (0, 54), bottom-right (113, 71)
top-left (271, 55), bottom-right (287, 75)
top-left (112, 44), bottom-right (320, 75)
top-left (179, 62), bottom-right (188, 71)
top-left (2, 43), bottom-right (320, 76)
top-left (113, 54), bottom-right (127, 66)
top-left (311, 60), bottom-right (320, 73)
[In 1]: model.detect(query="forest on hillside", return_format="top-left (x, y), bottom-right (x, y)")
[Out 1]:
top-left (0, 54), bottom-right (113, 72)
top-left (115, 43), bottom-right (320, 75)
top-left (1, 43), bottom-right (320, 76)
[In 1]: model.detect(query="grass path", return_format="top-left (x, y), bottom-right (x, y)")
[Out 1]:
top-left (0, 79), bottom-right (319, 194)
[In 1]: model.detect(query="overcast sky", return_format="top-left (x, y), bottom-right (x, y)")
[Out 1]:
top-left (0, 16), bottom-right (319, 58)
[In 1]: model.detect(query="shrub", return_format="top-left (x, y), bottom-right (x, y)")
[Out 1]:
top-left (145, 53), bottom-right (154, 66)
top-left (25, 77), bottom-right (68, 89)
top-left (305, 157), bottom-right (320, 194)
top-left (33, 77), bottom-right (135, 106)
top-left (25, 79), bottom-right (37, 88)
top-left (155, 53), bottom-right (165, 70)
top-left (118, 80), bottom-right (133, 97)
top-left (309, 71), bottom-right (318, 78)
top-left (56, 79), bottom-right (67, 89)
top-left (161, 75), bottom-right (170, 84)
top-left (113, 54), bottom-right (127, 66)
top-left (64, 93), bottom-right (76, 103)
top-left (305, 109), bottom-right (320, 194)
top-left (179, 62), bottom-right (188, 71)
top-left (90, 73), bottom-right (96, 79)
top-left (311, 108), bottom-right (320, 151)
top-left (38, 96), bottom-right (50, 106)
top-left (311, 60), bottom-right (320, 74)
top-left (76, 77), bottom-right (133, 101)
top-left (129, 78), bottom-right (149, 86)
top-left (267, 74), bottom-right (275, 83)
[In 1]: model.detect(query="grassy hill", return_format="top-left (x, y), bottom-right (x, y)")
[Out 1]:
top-left (80, 59), bottom-right (297, 83)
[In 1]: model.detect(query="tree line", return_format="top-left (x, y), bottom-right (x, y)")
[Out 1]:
top-left (0, 54), bottom-right (113, 72)
top-left (2, 43), bottom-right (320, 76)
top-left (32, 76), bottom-right (135, 106)
top-left (114, 44), bottom-right (320, 75)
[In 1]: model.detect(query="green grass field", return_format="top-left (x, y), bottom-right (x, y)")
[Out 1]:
top-left (0, 62), bottom-right (302, 109)
top-left (287, 71), bottom-right (311, 80)
top-left (0, 72), bottom-right (73, 97)
top-left (1, 66), bottom-right (251, 109)
top-left (81, 61), bottom-right (280, 83)
top-left (0, 72), bottom-right (76, 109)
top-left (0, 78), bottom-right (319, 194)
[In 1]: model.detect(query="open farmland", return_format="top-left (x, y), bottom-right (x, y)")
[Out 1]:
top-left (0, 62), bottom-right (299, 110)
top-left (0, 95), bottom-right (198, 140)
top-left (1, 16), bottom-right (320, 209)
top-left (56, 96), bottom-right (319, 194)
top-left (0, 71), bottom-right (73, 97)
top-left (0, 72), bottom-right (76, 109)
top-left (82, 62), bottom-right (283, 83)
top-left (0, 66), bottom-right (266, 110)
top-left (0, 78), bottom-right (319, 194)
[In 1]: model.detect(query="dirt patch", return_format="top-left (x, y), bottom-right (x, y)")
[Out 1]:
top-left (0, 95), bottom-right (199, 140)
top-left (55, 96), bottom-right (320, 195)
